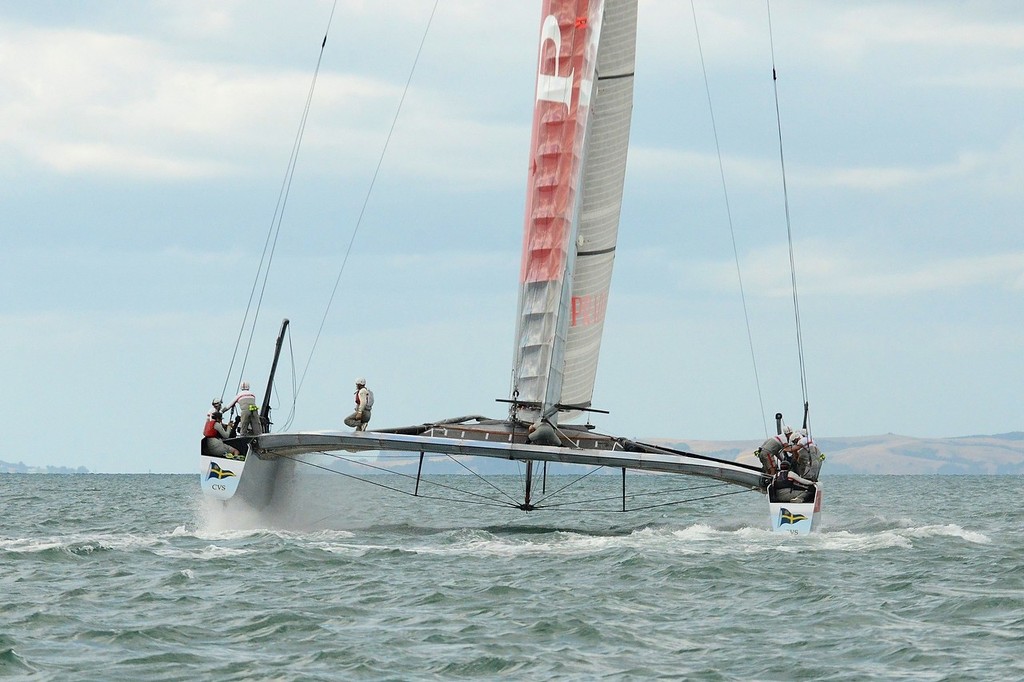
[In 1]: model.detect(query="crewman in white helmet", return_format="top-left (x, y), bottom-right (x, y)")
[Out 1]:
top-left (753, 424), bottom-right (793, 475)
top-left (344, 377), bottom-right (374, 431)
top-left (207, 398), bottom-right (223, 420)
top-left (788, 429), bottom-right (824, 481)
top-left (224, 380), bottom-right (262, 436)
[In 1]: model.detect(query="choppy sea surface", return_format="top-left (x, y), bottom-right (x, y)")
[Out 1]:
top-left (2, 473), bottom-right (1023, 681)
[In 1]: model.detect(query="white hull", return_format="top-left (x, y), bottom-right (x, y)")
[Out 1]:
top-left (768, 486), bottom-right (822, 535)
top-left (200, 445), bottom-right (289, 511)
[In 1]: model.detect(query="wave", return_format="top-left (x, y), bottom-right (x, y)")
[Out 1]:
top-left (0, 532), bottom-right (166, 556)
top-left (7, 517), bottom-right (983, 561)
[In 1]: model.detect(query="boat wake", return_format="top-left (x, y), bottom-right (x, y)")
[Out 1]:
top-left (0, 532), bottom-right (167, 556)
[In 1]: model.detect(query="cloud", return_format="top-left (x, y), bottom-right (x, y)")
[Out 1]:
top-left (0, 24), bottom-right (308, 178)
top-left (636, 2), bottom-right (1024, 79)
top-left (925, 64), bottom-right (1024, 90)
top-left (797, 130), bottom-right (1024, 194)
top-left (836, 6), bottom-right (1024, 51)
top-left (629, 133), bottom-right (1024, 195)
top-left (683, 242), bottom-right (1024, 298)
top-left (0, 14), bottom-right (530, 188)
top-left (28, 140), bottom-right (236, 178)
top-left (791, 155), bottom-right (981, 191)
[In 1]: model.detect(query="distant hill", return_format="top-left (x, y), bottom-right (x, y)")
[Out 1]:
top-left (0, 460), bottom-right (90, 474)
top-left (651, 432), bottom-right (1024, 475)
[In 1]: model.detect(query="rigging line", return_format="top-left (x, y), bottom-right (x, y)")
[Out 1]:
top-left (689, 0), bottom-right (768, 438)
top-left (766, 0), bottom-right (809, 408)
top-left (441, 454), bottom-right (522, 507)
top-left (624, 487), bottom-right (753, 512)
top-left (279, 453), bottom-right (514, 508)
top-left (532, 485), bottom-right (757, 512)
top-left (287, 326), bottom-right (298, 428)
top-left (266, 328), bottom-right (296, 429)
top-left (242, 3), bottom-right (339, 385)
top-left (222, 1), bottom-right (340, 400)
top-left (280, 326), bottom-right (300, 431)
top-left (549, 422), bottom-right (585, 450)
top-left (294, 0), bottom-right (442, 399)
top-left (529, 465), bottom-right (606, 508)
top-left (314, 450), bottom-right (517, 507)
top-left (538, 481), bottom-right (732, 509)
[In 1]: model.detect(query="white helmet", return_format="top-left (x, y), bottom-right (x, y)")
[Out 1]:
top-left (355, 377), bottom-right (366, 386)
top-left (789, 432), bottom-right (804, 445)
top-left (783, 425), bottom-right (793, 436)
top-left (241, 381), bottom-right (250, 390)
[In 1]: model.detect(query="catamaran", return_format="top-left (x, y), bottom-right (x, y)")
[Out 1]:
top-left (200, 0), bottom-right (822, 534)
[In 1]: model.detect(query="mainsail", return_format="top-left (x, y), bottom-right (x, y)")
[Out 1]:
top-left (512, 0), bottom-right (637, 424)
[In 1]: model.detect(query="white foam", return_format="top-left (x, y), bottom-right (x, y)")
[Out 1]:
top-left (0, 532), bottom-right (162, 554)
top-left (903, 523), bottom-right (991, 544)
top-left (813, 529), bottom-right (914, 551)
top-left (195, 543), bottom-right (251, 559)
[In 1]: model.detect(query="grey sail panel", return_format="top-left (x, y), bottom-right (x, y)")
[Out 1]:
top-left (560, 0), bottom-right (636, 415)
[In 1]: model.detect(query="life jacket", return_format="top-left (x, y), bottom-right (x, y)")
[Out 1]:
top-left (234, 390), bottom-right (256, 406)
top-left (203, 419), bottom-right (218, 438)
top-left (355, 388), bottom-right (374, 410)
top-left (761, 434), bottom-right (786, 456)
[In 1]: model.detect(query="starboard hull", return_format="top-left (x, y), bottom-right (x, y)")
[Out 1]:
top-left (768, 486), bottom-right (822, 534)
top-left (200, 439), bottom-right (286, 511)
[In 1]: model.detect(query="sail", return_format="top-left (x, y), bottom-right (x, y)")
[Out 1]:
top-left (512, 0), bottom-right (637, 422)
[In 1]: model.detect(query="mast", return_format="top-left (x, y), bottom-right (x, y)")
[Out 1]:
top-left (260, 318), bottom-right (290, 432)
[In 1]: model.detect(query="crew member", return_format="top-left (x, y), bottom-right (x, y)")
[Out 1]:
top-left (787, 433), bottom-right (812, 479)
top-left (224, 381), bottom-right (262, 436)
top-left (207, 398), bottom-right (223, 419)
top-left (201, 410), bottom-right (240, 458)
top-left (344, 377), bottom-right (374, 431)
top-left (754, 425), bottom-right (793, 475)
top-left (770, 460), bottom-right (816, 503)
top-left (788, 431), bottom-right (825, 482)
top-left (801, 431), bottom-right (825, 481)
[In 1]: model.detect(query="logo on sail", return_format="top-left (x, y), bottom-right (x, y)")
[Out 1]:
top-left (779, 508), bottom-right (808, 525)
top-left (535, 15), bottom-right (574, 110)
top-left (207, 462), bottom-right (237, 480)
top-left (571, 291), bottom-right (608, 327)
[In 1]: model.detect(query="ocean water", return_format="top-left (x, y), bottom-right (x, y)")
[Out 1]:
top-left (2, 473), bottom-right (1022, 681)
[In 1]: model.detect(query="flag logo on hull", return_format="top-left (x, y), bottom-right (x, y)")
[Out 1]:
top-left (779, 508), bottom-right (808, 525)
top-left (207, 462), bottom-right (237, 480)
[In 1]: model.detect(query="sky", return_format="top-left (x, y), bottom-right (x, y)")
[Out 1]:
top-left (2, 1), bottom-right (1021, 474)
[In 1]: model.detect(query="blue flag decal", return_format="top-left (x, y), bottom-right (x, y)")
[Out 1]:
top-left (779, 508), bottom-right (808, 525)
top-left (207, 462), bottom-right (237, 480)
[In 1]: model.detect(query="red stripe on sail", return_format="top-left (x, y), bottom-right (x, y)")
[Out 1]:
top-left (520, 0), bottom-right (593, 285)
